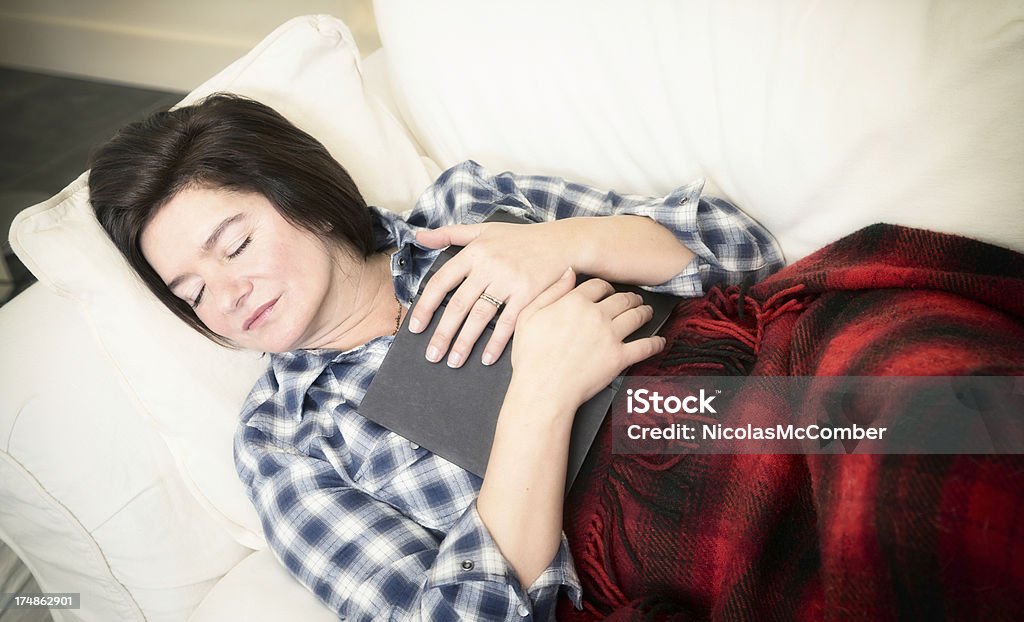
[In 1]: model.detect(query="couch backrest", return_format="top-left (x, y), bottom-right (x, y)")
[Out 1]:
top-left (375, 0), bottom-right (1024, 262)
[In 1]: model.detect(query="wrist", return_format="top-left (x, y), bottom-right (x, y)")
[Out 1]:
top-left (546, 218), bottom-right (601, 276)
top-left (554, 214), bottom-right (693, 285)
top-left (503, 372), bottom-right (581, 427)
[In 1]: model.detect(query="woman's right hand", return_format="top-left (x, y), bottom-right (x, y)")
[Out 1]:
top-left (509, 267), bottom-right (667, 415)
top-left (477, 267), bottom-right (665, 586)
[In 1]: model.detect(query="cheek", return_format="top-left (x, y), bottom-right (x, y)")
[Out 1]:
top-left (264, 239), bottom-right (307, 277)
top-left (193, 307), bottom-right (228, 335)
top-left (285, 242), bottom-right (338, 288)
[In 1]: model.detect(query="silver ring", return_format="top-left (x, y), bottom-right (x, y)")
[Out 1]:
top-left (478, 292), bottom-right (504, 308)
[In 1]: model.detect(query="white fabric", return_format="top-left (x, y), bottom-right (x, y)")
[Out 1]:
top-left (375, 0), bottom-right (1024, 262)
top-left (9, 15), bottom-right (438, 548)
top-left (187, 550), bottom-right (337, 622)
top-left (0, 286), bottom-right (250, 622)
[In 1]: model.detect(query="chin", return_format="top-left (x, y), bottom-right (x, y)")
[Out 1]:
top-left (241, 301), bottom-right (316, 353)
top-left (254, 323), bottom-right (308, 354)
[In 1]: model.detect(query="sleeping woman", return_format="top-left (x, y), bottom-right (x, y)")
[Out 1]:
top-left (88, 94), bottom-right (783, 620)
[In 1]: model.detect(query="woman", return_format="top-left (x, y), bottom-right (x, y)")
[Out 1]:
top-left (89, 94), bottom-right (783, 620)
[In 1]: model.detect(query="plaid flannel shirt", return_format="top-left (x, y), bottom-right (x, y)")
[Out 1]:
top-left (235, 160), bottom-right (784, 620)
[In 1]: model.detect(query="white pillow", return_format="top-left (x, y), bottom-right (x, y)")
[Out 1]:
top-left (0, 286), bottom-right (252, 622)
top-left (10, 14), bottom-right (438, 547)
top-left (375, 0), bottom-right (1024, 262)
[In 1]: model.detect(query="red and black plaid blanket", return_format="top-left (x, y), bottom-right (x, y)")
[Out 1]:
top-left (559, 224), bottom-right (1024, 621)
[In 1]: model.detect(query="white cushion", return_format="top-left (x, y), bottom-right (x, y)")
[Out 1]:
top-left (9, 14), bottom-right (438, 548)
top-left (375, 0), bottom-right (1024, 262)
top-left (0, 286), bottom-right (251, 622)
top-left (187, 550), bottom-right (337, 622)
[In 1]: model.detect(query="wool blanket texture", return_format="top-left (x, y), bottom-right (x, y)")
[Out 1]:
top-left (558, 224), bottom-right (1024, 621)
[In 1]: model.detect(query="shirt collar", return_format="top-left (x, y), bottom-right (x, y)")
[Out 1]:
top-left (266, 206), bottom-right (437, 420)
top-left (370, 204), bottom-right (427, 253)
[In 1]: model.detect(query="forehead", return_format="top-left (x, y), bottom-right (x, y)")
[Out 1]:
top-left (147, 185), bottom-right (258, 236)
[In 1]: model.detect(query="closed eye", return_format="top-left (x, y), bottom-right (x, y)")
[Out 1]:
top-left (228, 236), bottom-right (252, 259)
top-left (188, 235), bottom-right (250, 308)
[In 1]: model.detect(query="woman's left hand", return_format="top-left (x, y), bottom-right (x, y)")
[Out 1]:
top-left (411, 220), bottom-right (576, 368)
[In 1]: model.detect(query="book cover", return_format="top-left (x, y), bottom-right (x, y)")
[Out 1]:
top-left (359, 211), bottom-right (679, 493)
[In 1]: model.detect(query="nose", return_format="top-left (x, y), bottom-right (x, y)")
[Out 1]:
top-left (210, 272), bottom-right (252, 315)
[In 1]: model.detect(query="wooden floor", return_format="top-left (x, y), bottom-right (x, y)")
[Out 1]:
top-left (0, 66), bottom-right (181, 304)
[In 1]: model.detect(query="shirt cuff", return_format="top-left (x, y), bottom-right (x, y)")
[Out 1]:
top-left (426, 501), bottom-right (583, 612)
top-left (525, 532), bottom-right (583, 609)
top-left (614, 178), bottom-right (712, 297)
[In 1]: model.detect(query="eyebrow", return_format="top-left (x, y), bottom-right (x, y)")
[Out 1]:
top-left (166, 213), bottom-right (245, 291)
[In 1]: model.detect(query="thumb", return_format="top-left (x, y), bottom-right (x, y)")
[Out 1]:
top-left (415, 224), bottom-right (482, 248)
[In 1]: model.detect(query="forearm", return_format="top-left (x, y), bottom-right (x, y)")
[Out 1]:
top-left (241, 425), bottom-right (573, 619)
top-left (553, 215), bottom-right (695, 286)
top-left (476, 375), bottom-right (576, 588)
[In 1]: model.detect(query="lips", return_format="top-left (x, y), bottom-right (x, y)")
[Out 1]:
top-left (244, 297), bottom-right (279, 331)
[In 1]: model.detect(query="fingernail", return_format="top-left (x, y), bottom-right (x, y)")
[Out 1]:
top-left (409, 317), bottom-right (422, 333)
top-left (447, 351), bottom-right (462, 368)
top-left (482, 352), bottom-right (494, 366)
top-left (562, 267), bottom-right (574, 279)
top-left (426, 346), bottom-right (441, 362)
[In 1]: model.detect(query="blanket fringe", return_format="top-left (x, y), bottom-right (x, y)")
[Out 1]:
top-left (661, 283), bottom-right (809, 375)
top-left (579, 509), bottom-right (628, 610)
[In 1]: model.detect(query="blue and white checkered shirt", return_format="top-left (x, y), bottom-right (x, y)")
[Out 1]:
top-left (235, 160), bottom-right (783, 620)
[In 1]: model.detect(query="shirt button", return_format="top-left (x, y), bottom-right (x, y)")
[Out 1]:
top-left (517, 604), bottom-right (530, 617)
top-left (410, 442), bottom-right (420, 450)
top-left (398, 257), bottom-right (407, 267)
top-left (460, 560), bottom-right (474, 571)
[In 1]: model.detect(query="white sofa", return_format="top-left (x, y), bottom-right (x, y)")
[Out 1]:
top-left (2, 2), bottom-right (1022, 620)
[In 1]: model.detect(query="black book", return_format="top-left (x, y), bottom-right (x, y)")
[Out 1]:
top-left (359, 211), bottom-right (679, 494)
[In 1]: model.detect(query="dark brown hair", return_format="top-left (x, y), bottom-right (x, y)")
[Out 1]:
top-left (89, 93), bottom-right (374, 346)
